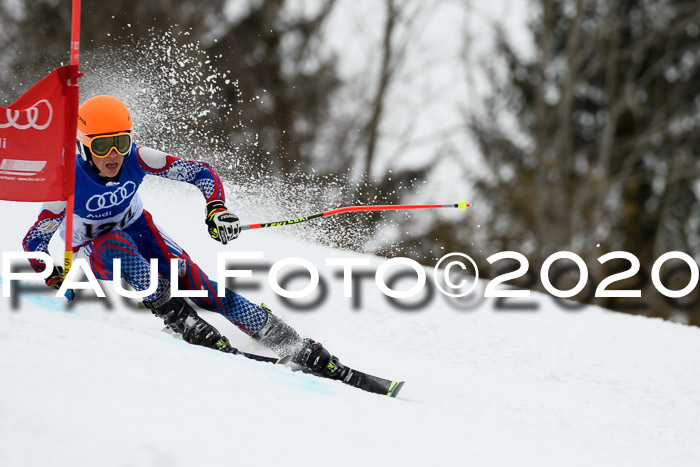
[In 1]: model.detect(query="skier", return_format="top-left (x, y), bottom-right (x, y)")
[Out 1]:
top-left (22, 95), bottom-right (342, 378)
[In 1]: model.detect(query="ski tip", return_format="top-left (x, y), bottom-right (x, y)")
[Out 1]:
top-left (457, 201), bottom-right (469, 211)
top-left (387, 381), bottom-right (405, 398)
top-left (276, 355), bottom-right (293, 365)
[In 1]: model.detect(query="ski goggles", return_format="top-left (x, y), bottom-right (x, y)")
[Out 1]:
top-left (83, 130), bottom-right (133, 157)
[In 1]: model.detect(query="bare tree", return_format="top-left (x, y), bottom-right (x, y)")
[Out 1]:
top-left (467, 0), bottom-right (700, 324)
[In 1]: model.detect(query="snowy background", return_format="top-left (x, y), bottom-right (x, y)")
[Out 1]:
top-left (2, 180), bottom-right (700, 467)
top-left (3, 1), bottom-right (700, 465)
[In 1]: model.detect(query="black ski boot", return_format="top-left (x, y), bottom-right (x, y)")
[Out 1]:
top-left (293, 338), bottom-right (348, 380)
top-left (253, 304), bottom-right (347, 379)
top-left (144, 295), bottom-right (234, 353)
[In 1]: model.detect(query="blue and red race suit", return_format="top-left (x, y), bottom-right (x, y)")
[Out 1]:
top-left (22, 144), bottom-right (267, 335)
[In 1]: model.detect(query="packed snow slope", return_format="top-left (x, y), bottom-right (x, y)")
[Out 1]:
top-left (2, 178), bottom-right (700, 467)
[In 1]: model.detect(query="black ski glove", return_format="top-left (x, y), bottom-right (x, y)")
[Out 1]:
top-left (45, 265), bottom-right (75, 301)
top-left (205, 200), bottom-right (240, 245)
top-left (46, 266), bottom-right (65, 289)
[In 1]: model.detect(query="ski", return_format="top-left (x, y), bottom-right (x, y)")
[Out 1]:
top-left (164, 328), bottom-right (404, 397)
top-left (283, 361), bottom-right (405, 398)
top-left (321, 366), bottom-right (405, 398)
top-left (233, 348), bottom-right (405, 397)
top-left (162, 327), bottom-right (290, 365)
top-left (231, 349), bottom-right (291, 365)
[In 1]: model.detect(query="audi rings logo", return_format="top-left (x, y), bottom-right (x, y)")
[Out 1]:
top-left (0, 99), bottom-right (53, 131)
top-left (86, 182), bottom-right (137, 212)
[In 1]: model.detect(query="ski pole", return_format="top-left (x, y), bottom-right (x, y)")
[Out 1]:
top-left (241, 201), bottom-right (470, 231)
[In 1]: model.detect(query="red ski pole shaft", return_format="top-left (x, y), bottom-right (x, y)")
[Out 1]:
top-left (241, 201), bottom-right (470, 231)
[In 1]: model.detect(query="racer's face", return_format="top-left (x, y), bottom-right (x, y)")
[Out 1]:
top-left (91, 149), bottom-right (125, 178)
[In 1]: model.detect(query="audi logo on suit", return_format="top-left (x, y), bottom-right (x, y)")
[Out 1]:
top-left (86, 181), bottom-right (137, 212)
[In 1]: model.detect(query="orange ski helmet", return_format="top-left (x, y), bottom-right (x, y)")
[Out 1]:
top-left (77, 95), bottom-right (133, 161)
